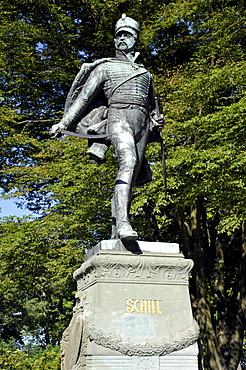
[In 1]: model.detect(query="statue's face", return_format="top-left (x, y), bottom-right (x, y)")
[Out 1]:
top-left (114, 30), bottom-right (137, 52)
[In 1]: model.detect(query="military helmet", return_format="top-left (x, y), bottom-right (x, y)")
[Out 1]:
top-left (115, 14), bottom-right (140, 37)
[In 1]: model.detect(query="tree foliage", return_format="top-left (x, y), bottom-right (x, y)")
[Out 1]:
top-left (0, 215), bottom-right (83, 346)
top-left (0, 344), bottom-right (60, 370)
top-left (0, 0), bottom-right (245, 369)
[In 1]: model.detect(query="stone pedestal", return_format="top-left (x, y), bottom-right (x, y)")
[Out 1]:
top-left (61, 241), bottom-right (199, 370)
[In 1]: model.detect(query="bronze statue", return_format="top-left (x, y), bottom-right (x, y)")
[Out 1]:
top-left (51, 14), bottom-right (164, 240)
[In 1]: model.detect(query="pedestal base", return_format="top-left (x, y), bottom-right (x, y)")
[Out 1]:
top-left (61, 241), bottom-right (199, 370)
top-left (86, 343), bottom-right (198, 369)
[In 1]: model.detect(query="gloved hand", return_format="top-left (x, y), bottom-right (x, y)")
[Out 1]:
top-left (50, 121), bottom-right (66, 138)
top-left (150, 113), bottom-right (165, 129)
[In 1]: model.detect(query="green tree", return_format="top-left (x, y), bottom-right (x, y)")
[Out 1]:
top-left (133, 1), bottom-right (246, 368)
top-left (0, 344), bottom-right (60, 370)
top-left (0, 347), bottom-right (32, 370)
top-left (0, 215), bottom-right (83, 346)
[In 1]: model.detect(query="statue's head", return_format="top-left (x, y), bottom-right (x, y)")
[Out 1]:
top-left (114, 14), bottom-right (140, 53)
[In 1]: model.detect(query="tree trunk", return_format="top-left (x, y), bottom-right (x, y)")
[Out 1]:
top-left (191, 199), bottom-right (227, 370)
top-left (138, 201), bottom-right (164, 242)
top-left (175, 199), bottom-right (227, 369)
top-left (225, 220), bottom-right (246, 369)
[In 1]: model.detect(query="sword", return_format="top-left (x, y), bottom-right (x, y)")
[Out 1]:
top-left (154, 97), bottom-right (167, 197)
top-left (59, 129), bottom-right (112, 140)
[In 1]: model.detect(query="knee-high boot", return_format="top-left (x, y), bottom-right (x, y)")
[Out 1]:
top-left (111, 182), bottom-right (138, 240)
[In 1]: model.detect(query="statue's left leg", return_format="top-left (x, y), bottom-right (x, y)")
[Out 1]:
top-left (108, 108), bottom-right (138, 239)
top-left (110, 134), bottom-right (138, 239)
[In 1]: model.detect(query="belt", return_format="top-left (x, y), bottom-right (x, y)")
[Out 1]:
top-left (109, 103), bottom-right (148, 114)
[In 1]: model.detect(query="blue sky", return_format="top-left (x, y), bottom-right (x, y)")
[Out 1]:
top-left (0, 199), bottom-right (32, 217)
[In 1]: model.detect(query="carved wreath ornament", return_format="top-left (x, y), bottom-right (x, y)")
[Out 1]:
top-left (65, 252), bottom-right (199, 367)
top-left (84, 313), bottom-right (199, 357)
top-left (61, 295), bottom-right (199, 370)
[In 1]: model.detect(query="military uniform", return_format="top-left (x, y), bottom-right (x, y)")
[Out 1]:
top-left (51, 14), bottom-right (163, 240)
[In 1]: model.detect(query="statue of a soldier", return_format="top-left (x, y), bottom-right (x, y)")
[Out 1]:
top-left (51, 14), bottom-right (164, 241)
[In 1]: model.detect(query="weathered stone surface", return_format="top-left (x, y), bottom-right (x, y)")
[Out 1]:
top-left (61, 243), bottom-right (199, 369)
top-left (84, 240), bottom-right (180, 260)
top-left (85, 344), bottom-right (199, 369)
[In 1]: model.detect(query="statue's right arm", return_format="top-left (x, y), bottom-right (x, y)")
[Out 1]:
top-left (50, 65), bottom-right (106, 138)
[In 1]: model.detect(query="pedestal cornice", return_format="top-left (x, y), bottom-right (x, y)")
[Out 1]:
top-left (74, 250), bottom-right (194, 290)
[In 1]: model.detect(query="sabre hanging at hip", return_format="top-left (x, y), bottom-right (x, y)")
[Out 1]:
top-left (154, 97), bottom-right (167, 196)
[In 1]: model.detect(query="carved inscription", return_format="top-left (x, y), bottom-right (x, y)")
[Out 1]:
top-left (126, 299), bottom-right (163, 314)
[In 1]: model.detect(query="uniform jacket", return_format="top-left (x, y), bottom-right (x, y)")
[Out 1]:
top-left (62, 52), bottom-right (161, 184)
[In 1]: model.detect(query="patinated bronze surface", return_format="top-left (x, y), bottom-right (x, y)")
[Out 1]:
top-left (51, 14), bottom-right (164, 240)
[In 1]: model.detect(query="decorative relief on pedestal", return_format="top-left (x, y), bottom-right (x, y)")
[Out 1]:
top-left (62, 251), bottom-right (199, 369)
top-left (60, 291), bottom-right (86, 370)
top-left (61, 294), bottom-right (199, 370)
top-left (135, 358), bottom-right (157, 369)
top-left (84, 312), bottom-right (199, 357)
top-left (74, 253), bottom-right (194, 289)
